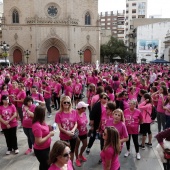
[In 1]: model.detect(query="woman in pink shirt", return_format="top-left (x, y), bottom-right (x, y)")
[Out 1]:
top-left (1, 84), bottom-right (9, 96)
top-left (153, 85), bottom-right (168, 132)
top-left (106, 109), bottom-right (128, 151)
top-left (73, 79), bottom-right (82, 108)
top-left (105, 85), bottom-right (115, 102)
top-left (0, 95), bottom-right (19, 155)
top-left (124, 99), bottom-right (143, 160)
top-left (55, 96), bottom-right (78, 162)
top-left (100, 127), bottom-right (120, 170)
top-left (75, 101), bottom-right (89, 167)
top-left (15, 83), bottom-right (26, 125)
top-left (22, 96), bottom-right (36, 155)
top-left (32, 106), bottom-right (55, 170)
top-left (138, 93), bottom-right (153, 149)
top-left (42, 81), bottom-right (52, 118)
top-left (48, 140), bottom-right (73, 170)
top-left (163, 93), bottom-right (170, 129)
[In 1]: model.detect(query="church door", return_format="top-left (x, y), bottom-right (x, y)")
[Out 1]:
top-left (47, 46), bottom-right (60, 63)
top-left (13, 49), bottom-right (22, 64)
top-left (84, 49), bottom-right (92, 63)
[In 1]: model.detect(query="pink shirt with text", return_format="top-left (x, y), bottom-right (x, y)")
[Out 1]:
top-left (48, 160), bottom-right (73, 170)
top-left (124, 108), bottom-right (143, 134)
top-left (55, 110), bottom-right (78, 140)
top-left (16, 90), bottom-right (26, 107)
top-left (22, 104), bottom-right (36, 128)
top-left (0, 104), bottom-right (18, 129)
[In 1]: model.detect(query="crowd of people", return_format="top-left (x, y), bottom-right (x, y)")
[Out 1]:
top-left (0, 63), bottom-right (170, 170)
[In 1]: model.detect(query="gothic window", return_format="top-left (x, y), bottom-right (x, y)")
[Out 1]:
top-left (12, 10), bottom-right (19, 23)
top-left (85, 12), bottom-right (91, 25)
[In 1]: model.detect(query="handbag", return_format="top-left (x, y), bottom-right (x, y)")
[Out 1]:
top-left (72, 129), bottom-right (79, 139)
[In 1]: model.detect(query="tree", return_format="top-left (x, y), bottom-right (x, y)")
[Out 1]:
top-left (100, 37), bottom-right (134, 63)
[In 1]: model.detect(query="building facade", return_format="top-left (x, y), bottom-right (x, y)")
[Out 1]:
top-left (1, 0), bottom-right (100, 64)
top-left (125, 0), bottom-right (147, 46)
top-left (135, 21), bottom-right (170, 63)
top-left (100, 11), bottom-right (125, 41)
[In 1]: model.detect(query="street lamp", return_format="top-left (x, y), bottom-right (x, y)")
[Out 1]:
top-left (155, 48), bottom-right (158, 59)
top-left (0, 41), bottom-right (10, 65)
top-left (24, 50), bottom-right (31, 64)
top-left (78, 50), bottom-right (84, 63)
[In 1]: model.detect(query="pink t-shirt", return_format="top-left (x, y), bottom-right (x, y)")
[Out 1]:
top-left (138, 101), bottom-right (152, 123)
top-left (100, 105), bottom-right (108, 132)
top-left (100, 146), bottom-right (120, 170)
top-left (74, 83), bottom-right (82, 95)
top-left (106, 121), bottom-right (128, 142)
top-left (91, 94), bottom-right (99, 107)
top-left (31, 93), bottom-right (44, 102)
top-left (1, 90), bottom-right (9, 96)
top-left (55, 110), bottom-right (78, 140)
top-left (164, 103), bottom-right (170, 116)
top-left (0, 104), bottom-right (18, 129)
top-left (124, 108), bottom-right (143, 134)
top-left (22, 104), bottom-right (36, 128)
top-left (65, 86), bottom-right (73, 98)
top-left (76, 111), bottom-right (88, 136)
top-left (157, 94), bottom-right (167, 113)
top-left (32, 122), bottom-right (51, 150)
top-left (54, 83), bottom-right (62, 95)
top-left (9, 87), bottom-right (19, 104)
top-left (48, 160), bottom-right (73, 170)
top-left (108, 93), bottom-right (115, 102)
top-left (43, 86), bottom-right (51, 99)
top-left (16, 90), bottom-right (26, 107)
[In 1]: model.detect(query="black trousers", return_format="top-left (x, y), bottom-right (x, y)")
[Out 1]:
top-left (34, 147), bottom-right (50, 170)
top-left (3, 126), bottom-right (18, 151)
top-left (126, 134), bottom-right (139, 153)
top-left (53, 93), bottom-right (60, 110)
top-left (23, 127), bottom-right (35, 149)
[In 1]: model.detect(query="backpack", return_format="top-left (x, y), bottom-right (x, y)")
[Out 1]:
top-left (146, 106), bottom-right (157, 120)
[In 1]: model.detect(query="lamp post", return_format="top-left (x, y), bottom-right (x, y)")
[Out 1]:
top-left (155, 48), bottom-right (158, 59)
top-left (0, 41), bottom-right (10, 65)
top-left (24, 50), bottom-right (31, 64)
top-left (78, 50), bottom-right (84, 63)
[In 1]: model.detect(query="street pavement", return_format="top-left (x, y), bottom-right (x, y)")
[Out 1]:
top-left (0, 107), bottom-right (164, 170)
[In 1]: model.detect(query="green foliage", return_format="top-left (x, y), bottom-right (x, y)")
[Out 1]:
top-left (100, 37), bottom-right (136, 63)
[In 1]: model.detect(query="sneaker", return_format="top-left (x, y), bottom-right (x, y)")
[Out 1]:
top-left (75, 159), bottom-right (81, 167)
top-left (136, 153), bottom-right (141, 160)
top-left (25, 148), bottom-right (32, 155)
top-left (47, 114), bottom-right (52, 118)
top-left (98, 159), bottom-right (102, 164)
top-left (86, 148), bottom-right (90, 154)
top-left (79, 155), bottom-right (87, 162)
top-left (139, 144), bottom-right (145, 150)
top-left (6, 151), bottom-right (11, 155)
top-left (145, 143), bottom-right (152, 148)
top-left (15, 149), bottom-right (19, 154)
top-left (124, 151), bottom-right (130, 157)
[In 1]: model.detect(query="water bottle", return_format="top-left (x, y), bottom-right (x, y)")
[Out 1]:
top-left (52, 123), bottom-right (57, 132)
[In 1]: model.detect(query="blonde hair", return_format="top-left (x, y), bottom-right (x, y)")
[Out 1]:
top-left (113, 109), bottom-right (125, 122)
top-left (59, 96), bottom-right (72, 113)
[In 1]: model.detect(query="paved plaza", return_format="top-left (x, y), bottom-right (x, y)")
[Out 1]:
top-left (0, 107), bottom-right (164, 170)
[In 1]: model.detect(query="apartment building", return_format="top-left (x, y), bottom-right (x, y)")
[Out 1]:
top-left (100, 10), bottom-right (125, 41)
top-left (125, 0), bottom-right (147, 46)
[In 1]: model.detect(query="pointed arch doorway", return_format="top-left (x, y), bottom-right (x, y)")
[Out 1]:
top-left (84, 49), bottom-right (92, 63)
top-left (47, 46), bottom-right (60, 63)
top-left (13, 49), bottom-right (22, 64)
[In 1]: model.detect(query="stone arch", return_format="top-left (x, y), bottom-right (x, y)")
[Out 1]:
top-left (9, 43), bottom-right (24, 63)
top-left (82, 10), bottom-right (94, 19)
top-left (81, 44), bottom-right (96, 63)
top-left (39, 37), bottom-right (68, 63)
top-left (9, 7), bottom-right (22, 20)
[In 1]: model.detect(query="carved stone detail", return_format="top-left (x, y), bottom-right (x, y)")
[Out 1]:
top-left (14, 33), bottom-right (18, 40)
top-left (26, 16), bottom-right (79, 25)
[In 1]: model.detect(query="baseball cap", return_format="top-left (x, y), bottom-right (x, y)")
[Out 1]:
top-left (77, 101), bottom-right (89, 109)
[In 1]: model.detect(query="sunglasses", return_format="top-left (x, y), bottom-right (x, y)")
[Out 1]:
top-left (102, 97), bottom-right (108, 100)
top-left (63, 102), bottom-right (70, 105)
top-left (63, 151), bottom-right (71, 157)
top-left (3, 98), bottom-right (9, 100)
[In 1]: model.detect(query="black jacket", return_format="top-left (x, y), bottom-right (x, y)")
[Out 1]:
top-left (90, 101), bottom-right (102, 130)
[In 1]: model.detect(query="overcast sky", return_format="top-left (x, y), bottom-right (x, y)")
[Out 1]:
top-left (99, 0), bottom-right (170, 18)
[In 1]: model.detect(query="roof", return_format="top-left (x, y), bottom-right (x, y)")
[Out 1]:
top-left (150, 59), bottom-right (170, 63)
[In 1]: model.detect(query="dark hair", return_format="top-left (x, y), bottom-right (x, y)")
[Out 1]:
top-left (96, 86), bottom-right (104, 95)
top-left (1, 84), bottom-right (7, 91)
top-left (99, 92), bottom-right (109, 99)
top-left (49, 140), bottom-right (70, 165)
top-left (32, 106), bottom-right (45, 124)
top-left (140, 89), bottom-right (148, 96)
top-left (105, 85), bottom-right (113, 94)
top-left (0, 95), bottom-right (11, 106)
top-left (151, 86), bottom-right (157, 93)
top-left (107, 101), bottom-right (116, 111)
top-left (23, 96), bottom-right (34, 106)
top-left (161, 85), bottom-right (168, 96)
top-left (144, 93), bottom-right (152, 104)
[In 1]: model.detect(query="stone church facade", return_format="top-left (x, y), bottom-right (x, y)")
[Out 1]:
top-left (2, 0), bottom-right (100, 64)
